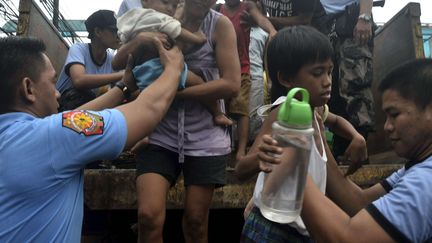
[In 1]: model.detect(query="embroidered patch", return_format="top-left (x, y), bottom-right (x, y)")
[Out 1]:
top-left (62, 110), bottom-right (104, 136)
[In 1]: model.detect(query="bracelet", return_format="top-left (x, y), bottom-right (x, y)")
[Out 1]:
top-left (358, 13), bottom-right (372, 22)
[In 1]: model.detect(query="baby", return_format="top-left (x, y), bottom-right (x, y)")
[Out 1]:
top-left (117, 0), bottom-right (232, 126)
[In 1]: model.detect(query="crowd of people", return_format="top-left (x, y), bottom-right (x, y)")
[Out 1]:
top-left (1, 0), bottom-right (431, 242)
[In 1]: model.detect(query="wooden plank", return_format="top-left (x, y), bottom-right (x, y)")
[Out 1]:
top-left (84, 163), bottom-right (403, 210)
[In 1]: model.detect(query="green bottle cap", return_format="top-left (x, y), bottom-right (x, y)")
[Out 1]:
top-left (277, 88), bottom-right (312, 127)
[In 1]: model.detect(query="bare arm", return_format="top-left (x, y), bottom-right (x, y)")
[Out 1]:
top-left (246, 1), bottom-right (277, 38)
top-left (257, 125), bottom-right (385, 216)
top-left (301, 175), bottom-right (395, 243)
top-left (185, 71), bottom-right (205, 87)
top-left (325, 112), bottom-right (362, 141)
top-left (312, 111), bottom-right (384, 214)
top-left (176, 15), bottom-right (241, 102)
top-left (78, 55), bottom-right (140, 111)
top-left (325, 111), bottom-right (368, 175)
top-left (325, 147), bottom-right (387, 215)
top-left (68, 64), bottom-right (123, 90)
top-left (177, 28), bottom-right (206, 45)
top-left (235, 107), bottom-right (278, 181)
top-left (77, 86), bottom-right (125, 111)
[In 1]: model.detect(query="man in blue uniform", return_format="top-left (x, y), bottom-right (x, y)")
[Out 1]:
top-left (0, 35), bottom-right (183, 242)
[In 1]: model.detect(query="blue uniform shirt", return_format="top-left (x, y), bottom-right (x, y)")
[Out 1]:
top-left (367, 156), bottom-right (432, 242)
top-left (0, 109), bottom-right (127, 242)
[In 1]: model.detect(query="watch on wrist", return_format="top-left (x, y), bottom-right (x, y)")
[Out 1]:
top-left (115, 82), bottom-right (131, 99)
top-left (358, 13), bottom-right (372, 22)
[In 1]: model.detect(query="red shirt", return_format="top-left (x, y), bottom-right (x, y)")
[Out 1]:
top-left (220, 2), bottom-right (250, 74)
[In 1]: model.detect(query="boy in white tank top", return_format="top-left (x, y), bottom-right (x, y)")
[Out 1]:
top-left (235, 26), bottom-right (367, 242)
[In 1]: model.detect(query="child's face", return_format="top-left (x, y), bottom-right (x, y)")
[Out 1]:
top-left (284, 58), bottom-right (333, 107)
top-left (142, 0), bottom-right (179, 16)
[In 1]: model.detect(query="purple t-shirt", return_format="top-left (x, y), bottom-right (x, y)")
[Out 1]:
top-left (149, 9), bottom-right (231, 158)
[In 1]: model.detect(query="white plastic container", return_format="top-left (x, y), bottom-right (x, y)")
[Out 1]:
top-left (254, 88), bottom-right (314, 223)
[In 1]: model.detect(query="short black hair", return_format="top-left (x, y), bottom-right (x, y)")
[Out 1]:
top-left (85, 10), bottom-right (117, 39)
top-left (266, 25), bottom-right (333, 102)
top-left (378, 58), bottom-right (432, 110)
top-left (0, 37), bottom-right (46, 111)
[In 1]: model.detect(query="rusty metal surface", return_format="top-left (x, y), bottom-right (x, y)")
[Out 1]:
top-left (84, 163), bottom-right (403, 210)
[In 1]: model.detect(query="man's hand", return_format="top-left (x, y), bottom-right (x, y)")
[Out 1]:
top-left (240, 9), bottom-right (253, 31)
top-left (137, 32), bottom-right (172, 50)
top-left (343, 134), bottom-right (368, 176)
top-left (122, 54), bottom-right (139, 94)
top-left (152, 37), bottom-right (184, 73)
top-left (353, 19), bottom-right (372, 46)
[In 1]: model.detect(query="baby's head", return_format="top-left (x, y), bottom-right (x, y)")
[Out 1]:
top-left (141, 0), bottom-right (179, 16)
top-left (267, 25), bottom-right (334, 108)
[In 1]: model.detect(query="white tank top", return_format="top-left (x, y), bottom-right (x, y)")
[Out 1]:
top-left (290, 116), bottom-right (327, 236)
top-left (254, 96), bottom-right (328, 235)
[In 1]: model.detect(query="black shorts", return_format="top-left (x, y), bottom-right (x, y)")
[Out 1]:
top-left (136, 144), bottom-right (228, 188)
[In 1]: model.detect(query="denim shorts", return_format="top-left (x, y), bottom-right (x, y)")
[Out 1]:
top-left (136, 144), bottom-right (228, 188)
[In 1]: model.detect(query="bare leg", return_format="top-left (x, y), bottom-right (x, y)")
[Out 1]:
top-left (136, 173), bottom-right (170, 243)
top-left (235, 115), bottom-right (249, 161)
top-left (213, 112), bottom-right (233, 126)
top-left (182, 185), bottom-right (215, 243)
top-left (204, 100), bottom-right (232, 126)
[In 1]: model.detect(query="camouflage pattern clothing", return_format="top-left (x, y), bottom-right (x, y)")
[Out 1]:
top-left (312, 1), bottom-right (375, 158)
top-left (330, 34), bottom-right (375, 130)
top-left (312, 1), bottom-right (375, 131)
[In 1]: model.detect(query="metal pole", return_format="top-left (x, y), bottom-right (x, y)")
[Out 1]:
top-left (53, 0), bottom-right (59, 29)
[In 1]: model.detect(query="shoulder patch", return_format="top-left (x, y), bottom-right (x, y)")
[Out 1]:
top-left (62, 110), bottom-right (104, 136)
